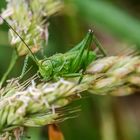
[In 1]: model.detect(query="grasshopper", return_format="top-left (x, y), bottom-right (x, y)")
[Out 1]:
top-left (0, 16), bottom-right (106, 82)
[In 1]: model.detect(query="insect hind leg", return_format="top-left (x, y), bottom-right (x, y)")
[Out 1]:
top-left (93, 35), bottom-right (107, 57)
top-left (70, 30), bottom-right (93, 73)
top-left (62, 73), bottom-right (82, 78)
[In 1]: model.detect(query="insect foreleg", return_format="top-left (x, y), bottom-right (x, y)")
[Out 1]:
top-left (19, 55), bottom-right (29, 79)
top-left (57, 59), bottom-right (67, 72)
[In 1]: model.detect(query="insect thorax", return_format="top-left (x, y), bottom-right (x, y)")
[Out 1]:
top-left (38, 53), bottom-right (70, 80)
top-left (38, 51), bottom-right (96, 80)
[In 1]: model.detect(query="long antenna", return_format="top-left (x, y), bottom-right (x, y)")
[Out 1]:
top-left (0, 15), bottom-right (39, 64)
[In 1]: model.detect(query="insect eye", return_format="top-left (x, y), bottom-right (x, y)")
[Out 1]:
top-left (39, 60), bottom-right (45, 65)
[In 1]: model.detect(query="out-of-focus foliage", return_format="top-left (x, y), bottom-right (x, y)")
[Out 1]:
top-left (72, 0), bottom-right (140, 48)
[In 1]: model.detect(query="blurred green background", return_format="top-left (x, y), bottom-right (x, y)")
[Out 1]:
top-left (1, 0), bottom-right (140, 140)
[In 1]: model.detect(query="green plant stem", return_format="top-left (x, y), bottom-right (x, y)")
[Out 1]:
top-left (98, 97), bottom-right (116, 140)
top-left (0, 51), bottom-right (18, 88)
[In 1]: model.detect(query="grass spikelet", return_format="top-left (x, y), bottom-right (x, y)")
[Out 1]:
top-left (1, 0), bottom-right (63, 55)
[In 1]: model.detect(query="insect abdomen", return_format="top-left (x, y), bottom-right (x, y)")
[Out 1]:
top-left (51, 50), bottom-right (96, 74)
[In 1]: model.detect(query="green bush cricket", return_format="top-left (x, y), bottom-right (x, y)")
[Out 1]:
top-left (0, 16), bottom-right (106, 82)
